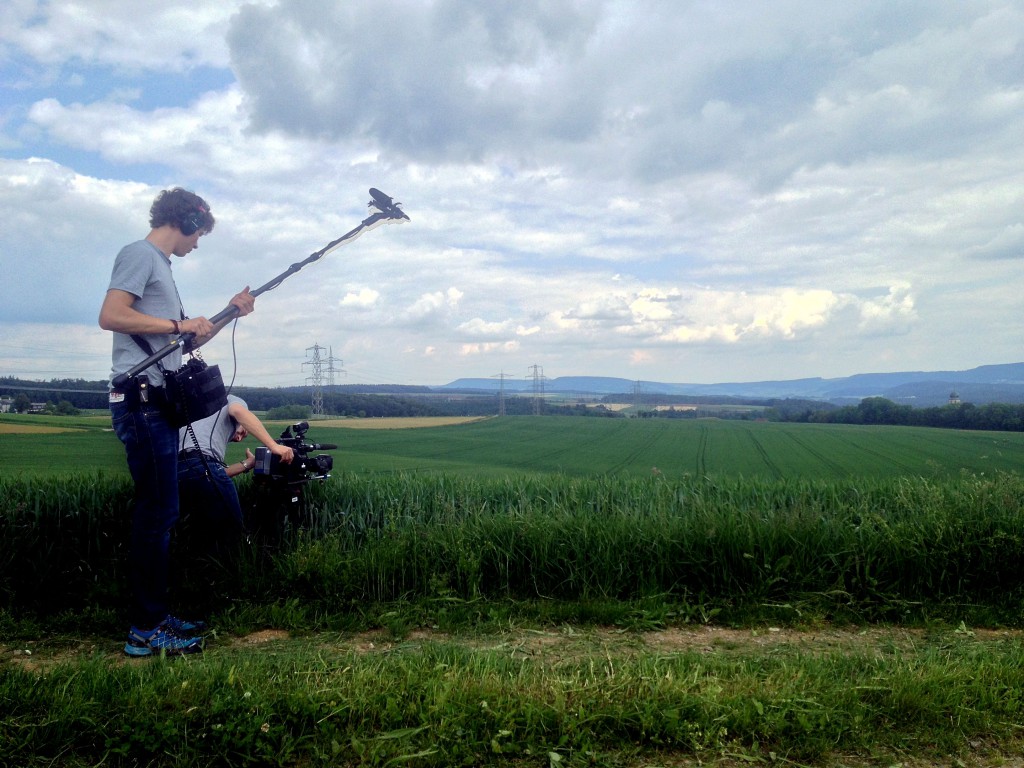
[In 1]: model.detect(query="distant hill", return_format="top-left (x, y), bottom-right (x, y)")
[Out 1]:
top-left (6, 363), bottom-right (1024, 410)
top-left (438, 363), bottom-right (1024, 407)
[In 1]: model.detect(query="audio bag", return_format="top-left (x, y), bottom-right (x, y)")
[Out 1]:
top-left (131, 335), bottom-right (227, 427)
top-left (162, 357), bottom-right (228, 428)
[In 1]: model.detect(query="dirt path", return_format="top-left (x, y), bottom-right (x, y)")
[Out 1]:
top-left (5, 623), bottom-right (1020, 670)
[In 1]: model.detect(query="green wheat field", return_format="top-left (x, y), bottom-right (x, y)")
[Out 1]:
top-left (4, 412), bottom-right (1024, 479)
top-left (4, 413), bottom-right (1024, 766)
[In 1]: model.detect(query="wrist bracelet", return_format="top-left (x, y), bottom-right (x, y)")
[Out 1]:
top-left (170, 318), bottom-right (180, 334)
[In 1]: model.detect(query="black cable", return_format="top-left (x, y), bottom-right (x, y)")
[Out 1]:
top-left (226, 318), bottom-right (239, 395)
top-left (175, 316), bottom-right (247, 541)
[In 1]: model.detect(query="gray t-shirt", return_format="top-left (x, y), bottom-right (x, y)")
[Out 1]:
top-left (107, 239), bottom-right (184, 387)
top-left (179, 394), bottom-right (247, 463)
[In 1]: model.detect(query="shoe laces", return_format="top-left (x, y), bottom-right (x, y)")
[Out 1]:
top-left (161, 616), bottom-right (199, 638)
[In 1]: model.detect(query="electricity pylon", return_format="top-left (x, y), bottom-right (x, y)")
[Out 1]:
top-left (528, 364), bottom-right (545, 416)
top-left (491, 370), bottom-right (513, 416)
top-left (303, 344), bottom-right (327, 417)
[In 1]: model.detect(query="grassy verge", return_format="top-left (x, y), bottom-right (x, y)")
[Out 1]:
top-left (5, 470), bottom-right (1024, 764)
top-left (4, 621), bottom-right (1024, 767)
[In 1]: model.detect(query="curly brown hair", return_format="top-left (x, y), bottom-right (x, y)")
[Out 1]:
top-left (148, 187), bottom-right (216, 234)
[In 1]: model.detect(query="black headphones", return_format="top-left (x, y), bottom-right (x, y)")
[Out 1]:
top-left (180, 205), bottom-right (207, 236)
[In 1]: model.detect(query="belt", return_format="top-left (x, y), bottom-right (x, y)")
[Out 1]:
top-left (109, 383), bottom-right (165, 404)
top-left (178, 449), bottom-right (217, 462)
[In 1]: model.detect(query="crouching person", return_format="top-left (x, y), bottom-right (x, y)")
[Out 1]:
top-left (175, 395), bottom-right (294, 611)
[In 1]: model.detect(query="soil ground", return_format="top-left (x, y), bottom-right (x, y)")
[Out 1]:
top-left (5, 622), bottom-right (1021, 669)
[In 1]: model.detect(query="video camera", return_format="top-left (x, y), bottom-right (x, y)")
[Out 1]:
top-left (252, 421), bottom-right (336, 486)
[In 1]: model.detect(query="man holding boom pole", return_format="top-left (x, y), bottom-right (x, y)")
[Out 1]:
top-left (99, 187), bottom-right (255, 657)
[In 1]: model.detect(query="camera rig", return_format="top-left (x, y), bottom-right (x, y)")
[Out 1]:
top-left (252, 421), bottom-right (336, 487)
top-left (248, 421), bottom-right (337, 544)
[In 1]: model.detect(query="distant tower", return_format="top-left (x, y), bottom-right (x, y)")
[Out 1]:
top-left (325, 347), bottom-right (345, 389)
top-left (949, 390), bottom-right (961, 405)
top-left (528, 364), bottom-right (545, 415)
top-left (492, 371), bottom-right (512, 416)
top-left (303, 344), bottom-right (327, 417)
top-left (633, 380), bottom-right (644, 417)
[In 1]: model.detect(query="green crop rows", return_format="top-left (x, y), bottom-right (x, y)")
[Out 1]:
top-left (6, 413), bottom-right (1023, 480)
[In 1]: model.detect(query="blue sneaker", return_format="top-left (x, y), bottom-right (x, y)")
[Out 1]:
top-left (124, 619), bottom-right (204, 657)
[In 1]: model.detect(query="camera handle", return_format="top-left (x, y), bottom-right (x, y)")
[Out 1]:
top-left (112, 189), bottom-right (409, 389)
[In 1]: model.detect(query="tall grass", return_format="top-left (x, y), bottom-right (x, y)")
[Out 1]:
top-left (4, 471), bottom-right (1024, 626)
top-left (276, 472), bottom-right (1024, 621)
top-left (6, 470), bottom-right (1024, 765)
top-left (0, 473), bottom-right (132, 617)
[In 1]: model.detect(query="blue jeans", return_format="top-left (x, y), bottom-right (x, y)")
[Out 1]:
top-left (177, 454), bottom-right (245, 556)
top-left (111, 400), bottom-right (179, 629)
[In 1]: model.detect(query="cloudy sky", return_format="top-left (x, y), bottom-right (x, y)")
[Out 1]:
top-left (2, 1), bottom-right (1023, 389)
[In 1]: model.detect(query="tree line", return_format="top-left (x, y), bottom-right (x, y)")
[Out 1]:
top-left (6, 375), bottom-right (1024, 432)
top-left (774, 396), bottom-right (1024, 431)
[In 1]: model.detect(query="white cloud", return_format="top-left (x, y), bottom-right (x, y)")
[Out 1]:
top-left (218, 0), bottom-right (1024, 190)
top-left (457, 318), bottom-right (514, 338)
top-left (629, 290), bottom-right (677, 322)
top-left (460, 341), bottom-right (521, 357)
top-left (740, 289), bottom-right (842, 339)
top-left (339, 288), bottom-right (380, 309)
top-left (403, 287), bottom-right (464, 322)
top-left (858, 284), bottom-right (916, 333)
top-left (0, 158), bottom-right (151, 325)
top-left (2, 2), bottom-right (1024, 388)
top-left (1, 1), bottom-right (262, 70)
top-left (23, 89), bottom-right (351, 188)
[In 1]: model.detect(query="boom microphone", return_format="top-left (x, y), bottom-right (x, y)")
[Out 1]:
top-left (368, 188), bottom-right (409, 221)
top-left (111, 188), bottom-right (409, 387)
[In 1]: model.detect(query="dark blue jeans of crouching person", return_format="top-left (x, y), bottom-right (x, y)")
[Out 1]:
top-left (111, 399), bottom-right (180, 631)
top-left (177, 454), bottom-right (246, 558)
